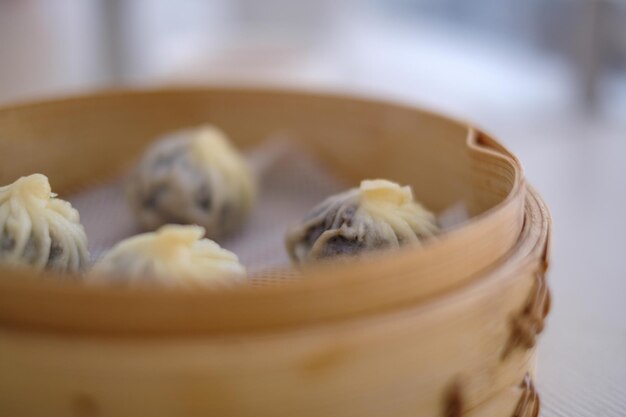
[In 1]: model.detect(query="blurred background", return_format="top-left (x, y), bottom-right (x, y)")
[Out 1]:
top-left (0, 1), bottom-right (624, 416)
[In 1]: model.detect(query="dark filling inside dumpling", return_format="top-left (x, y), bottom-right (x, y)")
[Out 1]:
top-left (195, 184), bottom-right (213, 212)
top-left (0, 231), bottom-right (15, 253)
top-left (46, 235), bottom-right (65, 267)
top-left (0, 230), bottom-right (75, 271)
top-left (318, 233), bottom-right (365, 257)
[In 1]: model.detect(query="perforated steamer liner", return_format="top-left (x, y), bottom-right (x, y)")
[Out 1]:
top-left (0, 87), bottom-right (525, 333)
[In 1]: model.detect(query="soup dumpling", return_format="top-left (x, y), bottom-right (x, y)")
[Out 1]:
top-left (286, 179), bottom-right (439, 262)
top-left (91, 224), bottom-right (246, 287)
top-left (0, 174), bottom-right (89, 273)
top-left (126, 125), bottom-right (255, 239)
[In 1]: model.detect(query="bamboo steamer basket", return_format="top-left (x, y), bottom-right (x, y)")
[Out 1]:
top-left (0, 187), bottom-right (550, 417)
top-left (0, 88), bottom-right (550, 417)
top-left (0, 87), bottom-right (525, 333)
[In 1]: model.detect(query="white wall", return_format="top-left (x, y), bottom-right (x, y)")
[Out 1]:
top-left (0, 0), bottom-right (105, 102)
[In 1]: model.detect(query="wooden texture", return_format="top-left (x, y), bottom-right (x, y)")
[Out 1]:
top-left (0, 88), bottom-right (526, 334)
top-left (0, 186), bottom-right (550, 417)
top-left (0, 88), bottom-right (551, 417)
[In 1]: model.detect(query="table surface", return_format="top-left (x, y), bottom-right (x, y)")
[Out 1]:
top-left (496, 119), bottom-right (626, 417)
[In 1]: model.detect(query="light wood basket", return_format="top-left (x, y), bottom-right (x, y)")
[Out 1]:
top-left (0, 88), bottom-right (550, 417)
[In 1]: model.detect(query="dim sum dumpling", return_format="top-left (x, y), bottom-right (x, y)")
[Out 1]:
top-left (286, 179), bottom-right (439, 262)
top-left (91, 225), bottom-right (246, 287)
top-left (126, 125), bottom-right (255, 239)
top-left (0, 174), bottom-right (89, 272)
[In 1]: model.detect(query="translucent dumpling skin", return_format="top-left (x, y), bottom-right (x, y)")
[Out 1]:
top-left (286, 179), bottom-right (439, 262)
top-left (91, 225), bottom-right (246, 287)
top-left (126, 125), bottom-right (256, 239)
top-left (0, 174), bottom-right (89, 273)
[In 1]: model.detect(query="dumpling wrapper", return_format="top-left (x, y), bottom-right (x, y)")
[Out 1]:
top-left (91, 224), bottom-right (246, 287)
top-left (126, 125), bottom-right (256, 239)
top-left (0, 174), bottom-right (89, 273)
top-left (286, 179), bottom-right (439, 262)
